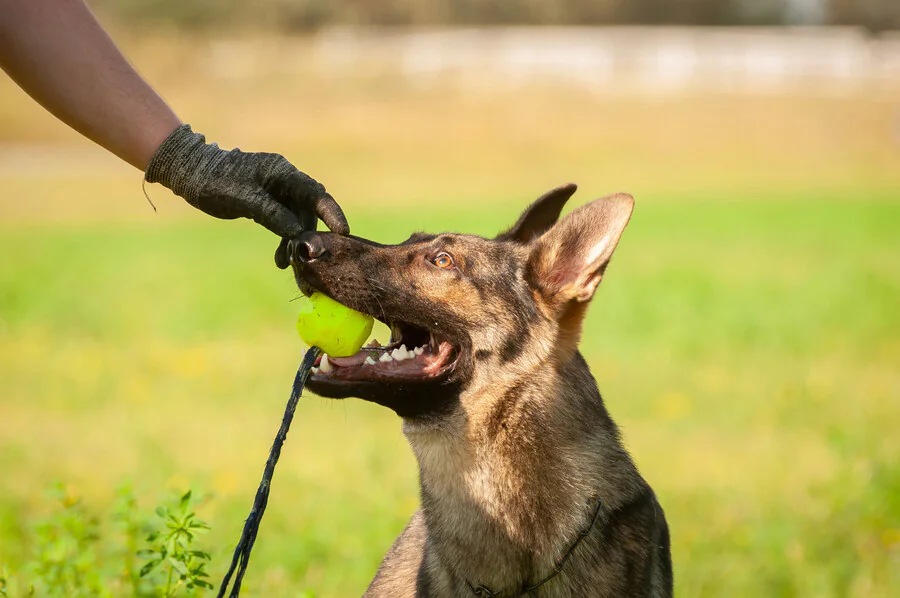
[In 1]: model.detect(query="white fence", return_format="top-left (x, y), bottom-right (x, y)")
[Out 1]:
top-left (299, 27), bottom-right (900, 93)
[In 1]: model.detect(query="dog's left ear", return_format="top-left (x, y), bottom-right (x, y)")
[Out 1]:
top-left (527, 193), bottom-right (634, 306)
top-left (497, 183), bottom-right (578, 243)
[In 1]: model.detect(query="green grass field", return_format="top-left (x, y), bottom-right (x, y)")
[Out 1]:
top-left (1, 52), bottom-right (900, 595)
top-left (1, 189), bottom-right (898, 596)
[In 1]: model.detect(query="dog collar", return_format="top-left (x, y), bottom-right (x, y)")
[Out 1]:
top-left (465, 497), bottom-right (604, 597)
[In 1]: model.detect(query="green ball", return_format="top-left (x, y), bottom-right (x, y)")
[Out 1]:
top-left (296, 292), bottom-right (374, 357)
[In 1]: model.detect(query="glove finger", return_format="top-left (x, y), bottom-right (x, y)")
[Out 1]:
top-left (298, 204), bottom-right (318, 233)
top-left (274, 237), bottom-right (291, 270)
top-left (315, 193), bottom-right (350, 236)
top-left (275, 172), bottom-right (349, 236)
top-left (245, 191), bottom-right (305, 239)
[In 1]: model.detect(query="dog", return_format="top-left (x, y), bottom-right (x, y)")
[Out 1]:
top-left (289, 184), bottom-right (673, 597)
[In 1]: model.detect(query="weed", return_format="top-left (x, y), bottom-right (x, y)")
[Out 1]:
top-left (112, 483), bottom-right (146, 596)
top-left (26, 484), bottom-right (107, 597)
top-left (137, 491), bottom-right (213, 596)
top-left (1, 485), bottom-right (213, 597)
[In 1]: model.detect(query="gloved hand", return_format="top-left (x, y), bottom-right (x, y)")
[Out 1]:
top-left (144, 124), bottom-right (348, 268)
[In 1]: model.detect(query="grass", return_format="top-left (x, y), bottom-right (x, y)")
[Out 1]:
top-left (1, 40), bottom-right (899, 594)
top-left (1, 191), bottom-right (898, 596)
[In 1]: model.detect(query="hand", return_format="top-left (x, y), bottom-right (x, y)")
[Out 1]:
top-left (144, 124), bottom-right (349, 268)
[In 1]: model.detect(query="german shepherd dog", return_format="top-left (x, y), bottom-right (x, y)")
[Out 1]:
top-left (289, 184), bottom-right (672, 597)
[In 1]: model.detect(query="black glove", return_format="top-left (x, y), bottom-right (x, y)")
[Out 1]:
top-left (144, 124), bottom-right (348, 268)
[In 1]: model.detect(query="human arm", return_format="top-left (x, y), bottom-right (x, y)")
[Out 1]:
top-left (0, 0), bottom-right (180, 169)
top-left (0, 0), bottom-right (348, 265)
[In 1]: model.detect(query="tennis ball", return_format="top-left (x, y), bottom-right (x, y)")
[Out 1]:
top-left (296, 292), bottom-right (374, 357)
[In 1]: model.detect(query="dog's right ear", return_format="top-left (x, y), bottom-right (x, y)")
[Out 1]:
top-left (497, 183), bottom-right (578, 243)
top-left (527, 192), bottom-right (634, 307)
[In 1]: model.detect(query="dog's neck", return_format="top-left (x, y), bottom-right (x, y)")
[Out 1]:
top-left (402, 352), bottom-right (644, 593)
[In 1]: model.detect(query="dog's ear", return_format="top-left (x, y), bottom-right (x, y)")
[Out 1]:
top-left (527, 193), bottom-right (634, 307)
top-left (497, 183), bottom-right (578, 243)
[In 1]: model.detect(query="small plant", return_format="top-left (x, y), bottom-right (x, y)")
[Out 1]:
top-left (3, 484), bottom-right (214, 597)
top-left (112, 482), bottom-right (147, 596)
top-left (26, 484), bottom-right (108, 597)
top-left (137, 491), bottom-right (213, 596)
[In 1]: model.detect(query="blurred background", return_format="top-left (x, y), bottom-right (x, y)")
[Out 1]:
top-left (1, 0), bottom-right (898, 596)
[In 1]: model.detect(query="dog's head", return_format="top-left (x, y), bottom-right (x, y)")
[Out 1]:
top-left (291, 184), bottom-right (633, 420)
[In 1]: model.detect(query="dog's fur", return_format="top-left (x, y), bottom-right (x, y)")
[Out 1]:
top-left (292, 184), bottom-right (672, 597)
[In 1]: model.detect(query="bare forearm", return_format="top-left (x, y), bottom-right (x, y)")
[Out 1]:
top-left (0, 0), bottom-right (349, 260)
top-left (0, 0), bottom-right (181, 169)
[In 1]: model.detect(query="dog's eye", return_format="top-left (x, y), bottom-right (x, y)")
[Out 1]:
top-left (432, 252), bottom-right (455, 269)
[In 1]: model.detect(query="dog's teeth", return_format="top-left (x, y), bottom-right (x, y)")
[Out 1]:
top-left (319, 354), bottom-right (333, 373)
top-left (391, 348), bottom-right (406, 361)
top-left (414, 346), bottom-right (424, 356)
top-left (429, 333), bottom-right (437, 350)
top-left (364, 356), bottom-right (376, 366)
top-left (397, 345), bottom-right (413, 360)
top-left (390, 323), bottom-right (402, 343)
top-left (379, 352), bottom-right (393, 363)
top-left (311, 367), bottom-right (320, 374)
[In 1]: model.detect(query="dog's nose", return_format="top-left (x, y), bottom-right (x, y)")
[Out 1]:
top-left (290, 234), bottom-right (328, 264)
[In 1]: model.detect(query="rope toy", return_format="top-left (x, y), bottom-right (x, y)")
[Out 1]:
top-left (217, 295), bottom-right (374, 597)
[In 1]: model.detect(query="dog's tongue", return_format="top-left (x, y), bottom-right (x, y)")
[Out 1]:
top-left (329, 353), bottom-right (367, 367)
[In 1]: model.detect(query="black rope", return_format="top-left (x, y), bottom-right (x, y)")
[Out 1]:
top-left (217, 346), bottom-right (322, 598)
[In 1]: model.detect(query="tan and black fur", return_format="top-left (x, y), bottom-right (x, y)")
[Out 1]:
top-left (290, 184), bottom-right (673, 597)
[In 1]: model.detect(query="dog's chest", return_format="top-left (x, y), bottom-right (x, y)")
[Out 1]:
top-left (406, 429), bottom-right (573, 585)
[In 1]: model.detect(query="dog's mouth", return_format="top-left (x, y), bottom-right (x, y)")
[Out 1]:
top-left (308, 319), bottom-right (459, 385)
